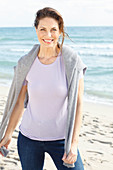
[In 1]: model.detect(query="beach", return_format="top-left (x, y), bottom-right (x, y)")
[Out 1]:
top-left (0, 85), bottom-right (113, 170)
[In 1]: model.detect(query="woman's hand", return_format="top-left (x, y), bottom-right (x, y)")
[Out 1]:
top-left (0, 134), bottom-right (12, 156)
top-left (62, 142), bottom-right (78, 164)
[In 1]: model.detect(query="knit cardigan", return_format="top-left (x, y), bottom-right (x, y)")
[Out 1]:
top-left (0, 44), bottom-right (87, 168)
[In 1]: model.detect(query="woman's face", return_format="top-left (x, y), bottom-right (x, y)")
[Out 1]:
top-left (35, 17), bottom-right (61, 48)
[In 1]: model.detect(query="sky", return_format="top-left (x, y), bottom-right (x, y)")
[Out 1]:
top-left (0, 0), bottom-right (113, 27)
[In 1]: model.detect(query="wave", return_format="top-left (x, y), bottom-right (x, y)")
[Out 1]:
top-left (70, 43), bottom-right (113, 49)
top-left (10, 49), bottom-right (29, 52)
top-left (0, 61), bottom-right (16, 67)
top-left (0, 37), bottom-right (35, 41)
top-left (85, 89), bottom-right (113, 100)
top-left (84, 94), bottom-right (113, 106)
top-left (78, 50), bottom-right (113, 57)
top-left (88, 70), bottom-right (113, 76)
top-left (0, 73), bottom-right (13, 79)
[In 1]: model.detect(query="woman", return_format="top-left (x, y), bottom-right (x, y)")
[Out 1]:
top-left (0, 7), bottom-right (87, 170)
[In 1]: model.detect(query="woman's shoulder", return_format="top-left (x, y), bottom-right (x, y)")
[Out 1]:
top-left (17, 44), bottom-right (39, 65)
top-left (62, 44), bottom-right (87, 73)
top-left (62, 44), bottom-right (77, 54)
top-left (62, 44), bottom-right (79, 62)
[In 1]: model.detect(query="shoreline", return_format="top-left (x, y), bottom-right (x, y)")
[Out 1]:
top-left (0, 85), bottom-right (113, 170)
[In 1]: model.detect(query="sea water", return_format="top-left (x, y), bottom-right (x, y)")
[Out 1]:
top-left (0, 26), bottom-right (113, 105)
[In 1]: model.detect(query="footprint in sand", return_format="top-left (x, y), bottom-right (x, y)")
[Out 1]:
top-left (92, 139), bottom-right (112, 145)
top-left (88, 139), bottom-right (94, 143)
top-left (85, 131), bottom-right (95, 135)
top-left (86, 150), bottom-right (103, 155)
top-left (93, 119), bottom-right (99, 123)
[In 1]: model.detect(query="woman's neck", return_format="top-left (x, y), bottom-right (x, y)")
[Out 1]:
top-left (38, 45), bottom-right (60, 59)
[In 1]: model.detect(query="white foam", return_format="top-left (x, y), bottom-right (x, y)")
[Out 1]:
top-left (70, 44), bottom-right (113, 49)
top-left (78, 50), bottom-right (113, 56)
top-left (10, 49), bottom-right (29, 52)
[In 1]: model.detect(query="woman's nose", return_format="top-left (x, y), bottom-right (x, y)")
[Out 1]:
top-left (46, 31), bottom-right (52, 37)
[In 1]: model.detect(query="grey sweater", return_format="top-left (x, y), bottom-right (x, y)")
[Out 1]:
top-left (0, 44), bottom-right (87, 168)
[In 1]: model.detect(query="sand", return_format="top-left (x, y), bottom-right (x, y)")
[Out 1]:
top-left (0, 85), bottom-right (113, 170)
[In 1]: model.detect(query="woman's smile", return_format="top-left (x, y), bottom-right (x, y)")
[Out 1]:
top-left (42, 39), bottom-right (54, 44)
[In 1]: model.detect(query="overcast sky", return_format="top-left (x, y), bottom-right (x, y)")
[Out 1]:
top-left (0, 0), bottom-right (113, 27)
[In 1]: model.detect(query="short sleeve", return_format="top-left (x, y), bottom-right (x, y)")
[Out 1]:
top-left (77, 54), bottom-right (88, 76)
top-left (79, 70), bottom-right (84, 80)
top-left (23, 79), bottom-right (28, 86)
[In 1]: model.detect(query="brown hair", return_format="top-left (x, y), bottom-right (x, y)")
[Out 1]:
top-left (34, 7), bottom-right (69, 52)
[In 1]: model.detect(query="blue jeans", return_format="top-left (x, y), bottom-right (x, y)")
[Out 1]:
top-left (17, 131), bottom-right (84, 170)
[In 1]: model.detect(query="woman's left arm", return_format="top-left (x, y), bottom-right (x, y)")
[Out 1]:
top-left (62, 78), bottom-right (84, 164)
top-left (72, 77), bottom-right (84, 145)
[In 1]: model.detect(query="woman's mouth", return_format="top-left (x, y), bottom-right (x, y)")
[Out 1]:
top-left (42, 39), bottom-right (54, 44)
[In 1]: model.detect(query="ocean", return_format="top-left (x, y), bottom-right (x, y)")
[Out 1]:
top-left (0, 26), bottom-right (113, 105)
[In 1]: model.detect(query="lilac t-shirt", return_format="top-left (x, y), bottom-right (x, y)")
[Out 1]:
top-left (19, 52), bottom-right (83, 141)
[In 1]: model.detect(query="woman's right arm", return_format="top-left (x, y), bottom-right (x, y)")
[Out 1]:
top-left (0, 84), bottom-right (27, 155)
top-left (5, 84), bottom-right (27, 136)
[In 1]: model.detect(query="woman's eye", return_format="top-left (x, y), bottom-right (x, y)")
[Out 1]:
top-left (52, 28), bottom-right (57, 31)
top-left (40, 29), bottom-right (45, 31)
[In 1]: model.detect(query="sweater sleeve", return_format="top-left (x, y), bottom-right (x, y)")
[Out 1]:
top-left (23, 79), bottom-right (28, 86)
top-left (79, 70), bottom-right (84, 80)
top-left (77, 54), bottom-right (88, 76)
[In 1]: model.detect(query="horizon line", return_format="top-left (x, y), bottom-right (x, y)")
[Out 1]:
top-left (0, 25), bottom-right (113, 28)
